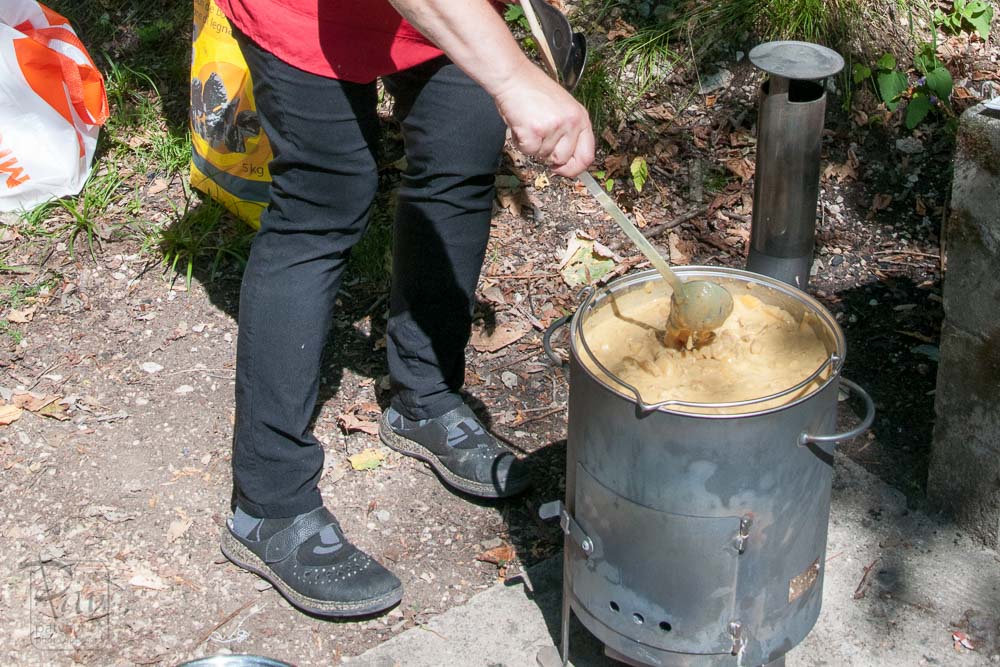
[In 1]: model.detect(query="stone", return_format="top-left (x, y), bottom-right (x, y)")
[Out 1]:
top-left (928, 102), bottom-right (1000, 549)
top-left (929, 323), bottom-right (1000, 548)
top-left (699, 69), bottom-right (733, 94)
top-left (500, 371), bottom-right (518, 389)
top-left (895, 137), bottom-right (924, 154)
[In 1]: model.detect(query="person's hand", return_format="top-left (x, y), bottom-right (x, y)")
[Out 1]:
top-left (493, 61), bottom-right (594, 178)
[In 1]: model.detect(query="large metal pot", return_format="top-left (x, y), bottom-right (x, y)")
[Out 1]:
top-left (541, 266), bottom-right (874, 667)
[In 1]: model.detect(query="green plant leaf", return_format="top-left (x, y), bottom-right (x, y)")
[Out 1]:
top-left (925, 67), bottom-right (953, 100)
top-left (630, 157), bottom-right (649, 193)
top-left (876, 70), bottom-right (908, 111)
top-left (852, 63), bottom-right (872, 84)
top-left (604, 178), bottom-right (615, 193)
top-left (906, 95), bottom-right (932, 129)
top-left (966, 3), bottom-right (994, 40)
top-left (503, 4), bottom-right (524, 22)
top-left (914, 43), bottom-right (940, 75)
top-left (876, 53), bottom-right (896, 71)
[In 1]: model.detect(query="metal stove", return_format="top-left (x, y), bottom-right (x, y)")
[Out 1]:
top-left (537, 44), bottom-right (869, 667)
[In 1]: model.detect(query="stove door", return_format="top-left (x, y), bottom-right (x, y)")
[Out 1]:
top-left (571, 462), bottom-right (742, 655)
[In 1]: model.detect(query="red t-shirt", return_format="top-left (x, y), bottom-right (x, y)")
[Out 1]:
top-left (216, 0), bottom-right (445, 82)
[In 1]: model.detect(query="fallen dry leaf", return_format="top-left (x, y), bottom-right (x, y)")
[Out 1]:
top-left (872, 193), bottom-right (893, 211)
top-left (470, 321), bottom-right (530, 353)
top-left (337, 402), bottom-right (381, 436)
top-left (476, 544), bottom-right (516, 566)
top-left (37, 401), bottom-right (70, 421)
top-left (600, 127), bottom-right (618, 150)
top-left (724, 157), bottom-right (754, 181)
top-left (952, 631), bottom-right (975, 651)
top-left (558, 231), bottom-right (618, 287)
top-left (324, 461), bottom-right (348, 485)
top-left (645, 104), bottom-right (674, 122)
top-left (496, 187), bottom-right (533, 219)
top-left (349, 448), bottom-right (386, 471)
top-left (823, 159), bottom-right (858, 182)
top-left (533, 173), bottom-right (550, 190)
top-left (12, 392), bottom-right (59, 413)
top-left (605, 18), bottom-right (636, 41)
top-left (129, 569), bottom-right (169, 591)
top-left (147, 177), bottom-right (168, 195)
top-left (0, 404), bottom-right (23, 426)
top-left (667, 232), bottom-right (689, 265)
top-left (7, 306), bottom-right (36, 323)
top-left (166, 516), bottom-right (193, 543)
top-left (604, 153), bottom-right (628, 178)
top-left (480, 285), bottom-right (506, 305)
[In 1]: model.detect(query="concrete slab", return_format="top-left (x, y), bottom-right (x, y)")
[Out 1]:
top-left (348, 454), bottom-right (999, 667)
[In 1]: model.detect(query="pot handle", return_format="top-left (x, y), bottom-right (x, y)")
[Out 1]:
top-left (543, 314), bottom-right (572, 367)
top-left (799, 378), bottom-right (875, 446)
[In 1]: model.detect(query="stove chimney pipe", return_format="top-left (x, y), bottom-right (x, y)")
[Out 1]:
top-left (747, 42), bottom-right (844, 289)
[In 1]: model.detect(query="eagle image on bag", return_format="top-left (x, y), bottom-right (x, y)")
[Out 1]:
top-left (189, 0), bottom-right (272, 227)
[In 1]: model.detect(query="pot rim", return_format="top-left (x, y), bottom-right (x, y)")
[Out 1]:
top-left (570, 266), bottom-right (847, 418)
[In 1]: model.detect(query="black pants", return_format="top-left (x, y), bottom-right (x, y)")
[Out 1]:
top-left (232, 33), bottom-right (507, 518)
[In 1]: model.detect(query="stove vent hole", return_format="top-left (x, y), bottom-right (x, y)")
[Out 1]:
top-left (659, 621), bottom-right (672, 632)
top-left (609, 601), bottom-right (620, 612)
top-left (632, 613), bottom-right (645, 625)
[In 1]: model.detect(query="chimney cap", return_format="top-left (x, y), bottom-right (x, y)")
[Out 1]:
top-left (750, 41), bottom-right (844, 81)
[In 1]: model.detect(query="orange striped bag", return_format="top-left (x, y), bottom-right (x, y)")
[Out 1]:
top-left (0, 1), bottom-right (108, 212)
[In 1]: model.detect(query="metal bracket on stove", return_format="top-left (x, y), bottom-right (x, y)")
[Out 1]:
top-left (734, 514), bottom-right (753, 554)
top-left (539, 500), bottom-right (594, 557)
top-left (729, 620), bottom-right (746, 658)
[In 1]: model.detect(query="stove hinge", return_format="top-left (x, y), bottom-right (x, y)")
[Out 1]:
top-left (729, 620), bottom-right (748, 664)
top-left (734, 514), bottom-right (753, 554)
top-left (539, 500), bottom-right (594, 557)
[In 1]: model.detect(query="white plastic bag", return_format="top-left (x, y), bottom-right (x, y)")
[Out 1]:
top-left (0, 1), bottom-right (108, 212)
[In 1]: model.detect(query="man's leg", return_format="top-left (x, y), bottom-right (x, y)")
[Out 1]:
top-left (231, 35), bottom-right (379, 519)
top-left (378, 58), bottom-right (530, 498)
top-left (381, 57), bottom-right (505, 420)
top-left (225, 31), bottom-right (401, 617)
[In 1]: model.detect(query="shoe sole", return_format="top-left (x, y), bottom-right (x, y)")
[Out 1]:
top-left (220, 529), bottom-right (403, 618)
top-left (379, 412), bottom-right (528, 499)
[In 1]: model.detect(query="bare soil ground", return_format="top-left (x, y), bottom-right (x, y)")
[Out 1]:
top-left (1, 19), bottom-right (998, 667)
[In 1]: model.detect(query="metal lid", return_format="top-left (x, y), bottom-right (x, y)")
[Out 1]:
top-left (749, 41), bottom-right (844, 80)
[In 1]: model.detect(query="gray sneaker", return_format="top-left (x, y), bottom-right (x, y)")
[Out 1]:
top-left (380, 404), bottom-right (531, 498)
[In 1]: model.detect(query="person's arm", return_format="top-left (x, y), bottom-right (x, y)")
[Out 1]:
top-left (389, 0), bottom-right (594, 177)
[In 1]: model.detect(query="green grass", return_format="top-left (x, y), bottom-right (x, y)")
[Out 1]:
top-left (0, 277), bottom-right (59, 345)
top-left (347, 198), bottom-right (395, 286)
top-left (603, 0), bottom-right (919, 94)
top-left (156, 194), bottom-right (253, 288)
top-left (704, 166), bottom-right (732, 193)
top-left (574, 53), bottom-right (621, 134)
top-left (56, 170), bottom-right (125, 259)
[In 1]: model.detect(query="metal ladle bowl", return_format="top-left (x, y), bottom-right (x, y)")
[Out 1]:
top-left (668, 279), bottom-right (735, 333)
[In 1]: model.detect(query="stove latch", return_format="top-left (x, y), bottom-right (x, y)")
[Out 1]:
top-left (539, 500), bottom-right (594, 557)
top-left (734, 514), bottom-right (753, 554)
